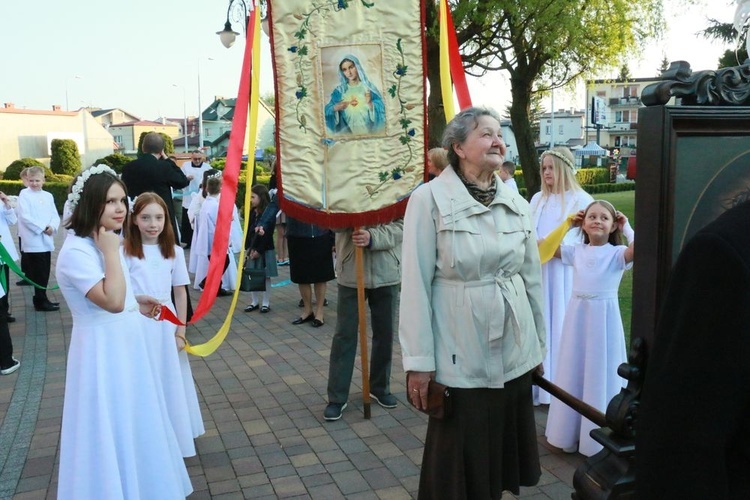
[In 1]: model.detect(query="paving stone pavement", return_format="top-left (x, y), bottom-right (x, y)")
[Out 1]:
top-left (0, 229), bottom-right (584, 499)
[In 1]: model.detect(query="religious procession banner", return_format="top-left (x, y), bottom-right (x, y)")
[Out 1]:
top-left (267, 0), bottom-right (427, 227)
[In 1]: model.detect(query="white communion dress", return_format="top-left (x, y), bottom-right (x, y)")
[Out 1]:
top-left (545, 242), bottom-right (631, 457)
top-left (56, 235), bottom-right (192, 499)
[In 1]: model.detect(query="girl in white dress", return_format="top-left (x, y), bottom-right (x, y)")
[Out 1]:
top-left (192, 173), bottom-right (237, 293)
top-left (56, 166), bottom-right (192, 499)
top-left (544, 200), bottom-right (635, 457)
top-left (529, 147), bottom-right (593, 405)
top-left (124, 193), bottom-right (205, 457)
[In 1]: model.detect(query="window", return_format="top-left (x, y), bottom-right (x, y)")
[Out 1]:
top-left (559, 124), bottom-right (564, 135)
top-left (615, 110), bottom-right (631, 123)
top-left (545, 125), bottom-right (551, 135)
top-left (623, 85), bottom-right (638, 98)
top-left (114, 135), bottom-right (122, 144)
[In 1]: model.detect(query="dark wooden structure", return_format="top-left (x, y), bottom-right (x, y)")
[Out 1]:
top-left (534, 59), bottom-right (750, 499)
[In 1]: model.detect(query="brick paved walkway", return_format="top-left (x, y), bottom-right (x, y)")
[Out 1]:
top-left (0, 230), bottom-right (583, 499)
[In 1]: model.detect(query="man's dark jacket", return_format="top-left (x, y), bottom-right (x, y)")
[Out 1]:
top-left (121, 154), bottom-right (189, 231)
top-left (636, 200), bottom-right (750, 499)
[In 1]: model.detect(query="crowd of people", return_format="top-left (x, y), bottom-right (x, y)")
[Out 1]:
top-left (0, 116), bottom-right (645, 497)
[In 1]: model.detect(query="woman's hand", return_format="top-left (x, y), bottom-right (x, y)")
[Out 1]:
top-left (93, 226), bottom-right (119, 255)
top-left (135, 295), bottom-right (162, 319)
top-left (250, 249), bottom-right (260, 260)
top-left (408, 371), bottom-right (435, 411)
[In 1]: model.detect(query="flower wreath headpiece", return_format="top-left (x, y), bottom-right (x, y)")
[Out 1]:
top-left (208, 171), bottom-right (223, 180)
top-left (542, 150), bottom-right (575, 171)
top-left (67, 164), bottom-right (118, 208)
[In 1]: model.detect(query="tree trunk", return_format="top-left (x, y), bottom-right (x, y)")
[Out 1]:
top-left (425, 2), bottom-right (446, 149)
top-left (509, 79), bottom-right (541, 199)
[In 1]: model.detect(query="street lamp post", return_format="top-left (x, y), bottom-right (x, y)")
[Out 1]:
top-left (216, 0), bottom-right (248, 49)
top-left (65, 75), bottom-right (82, 111)
top-left (172, 84), bottom-right (188, 153)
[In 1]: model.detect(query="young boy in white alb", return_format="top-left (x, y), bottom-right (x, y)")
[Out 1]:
top-left (18, 167), bottom-right (60, 311)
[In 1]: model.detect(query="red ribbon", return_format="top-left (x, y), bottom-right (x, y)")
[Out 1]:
top-left (189, 8), bottom-right (256, 323)
top-left (445, 6), bottom-right (472, 109)
top-left (159, 305), bottom-right (186, 326)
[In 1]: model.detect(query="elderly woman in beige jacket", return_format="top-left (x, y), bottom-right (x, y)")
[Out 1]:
top-left (399, 107), bottom-right (546, 499)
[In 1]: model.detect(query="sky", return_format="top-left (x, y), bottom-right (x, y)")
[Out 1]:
top-left (0, 1), bottom-right (742, 120)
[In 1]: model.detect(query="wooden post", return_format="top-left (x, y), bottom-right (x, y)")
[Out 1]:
top-left (354, 233), bottom-right (371, 419)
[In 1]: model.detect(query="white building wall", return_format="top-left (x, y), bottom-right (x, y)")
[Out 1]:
top-left (0, 109), bottom-right (113, 171)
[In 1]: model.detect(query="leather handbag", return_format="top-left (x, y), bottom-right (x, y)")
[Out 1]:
top-left (241, 236), bottom-right (267, 292)
top-left (240, 266), bottom-right (266, 292)
top-left (407, 374), bottom-right (453, 420)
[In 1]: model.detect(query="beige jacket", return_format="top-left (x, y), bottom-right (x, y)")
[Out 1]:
top-left (335, 220), bottom-right (403, 289)
top-left (398, 167), bottom-right (546, 388)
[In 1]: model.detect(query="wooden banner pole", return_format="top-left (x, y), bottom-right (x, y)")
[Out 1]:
top-left (354, 229), bottom-right (371, 419)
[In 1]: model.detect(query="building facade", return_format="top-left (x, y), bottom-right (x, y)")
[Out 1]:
top-left (537, 109), bottom-right (586, 149)
top-left (108, 120), bottom-right (180, 154)
top-left (585, 77), bottom-right (676, 157)
top-left (0, 103), bottom-right (114, 171)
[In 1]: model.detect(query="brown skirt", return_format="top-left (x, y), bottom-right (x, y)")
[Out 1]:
top-left (418, 372), bottom-right (540, 499)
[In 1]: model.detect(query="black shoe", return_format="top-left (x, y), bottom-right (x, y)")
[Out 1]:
top-left (324, 298), bottom-right (329, 306)
top-left (35, 302), bottom-right (60, 312)
top-left (5, 316), bottom-right (15, 323)
top-left (217, 289), bottom-right (232, 297)
top-left (16, 280), bottom-right (30, 286)
top-left (370, 393), bottom-right (398, 409)
top-left (260, 305), bottom-right (271, 313)
top-left (298, 299), bottom-right (304, 307)
top-left (324, 402), bottom-right (347, 421)
top-left (244, 303), bottom-right (259, 312)
top-left (311, 318), bottom-right (324, 328)
top-left (292, 313), bottom-right (315, 325)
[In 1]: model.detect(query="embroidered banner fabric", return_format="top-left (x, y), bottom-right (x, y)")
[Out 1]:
top-left (268, 0), bottom-right (427, 227)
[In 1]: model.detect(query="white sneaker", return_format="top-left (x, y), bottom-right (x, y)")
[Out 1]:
top-left (1, 358), bottom-right (20, 375)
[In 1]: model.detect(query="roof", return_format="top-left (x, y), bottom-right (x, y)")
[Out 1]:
top-left (202, 98), bottom-right (238, 122)
top-left (90, 108), bottom-right (141, 120)
top-left (0, 108), bottom-right (77, 117)
top-left (109, 120), bottom-right (179, 128)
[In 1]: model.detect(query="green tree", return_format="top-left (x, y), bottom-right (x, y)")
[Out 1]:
top-left (94, 153), bottom-right (134, 174)
top-left (136, 131), bottom-right (176, 158)
top-left (657, 54), bottom-right (670, 74)
top-left (426, 0), bottom-right (663, 197)
top-left (260, 92), bottom-right (276, 109)
top-left (700, 19), bottom-right (748, 68)
top-left (3, 158), bottom-right (49, 180)
top-left (50, 139), bottom-right (82, 176)
top-left (619, 64), bottom-right (632, 81)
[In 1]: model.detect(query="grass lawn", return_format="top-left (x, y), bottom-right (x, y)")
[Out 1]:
top-left (593, 190), bottom-right (635, 342)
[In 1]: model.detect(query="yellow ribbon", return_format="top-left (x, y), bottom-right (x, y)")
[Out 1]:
top-left (439, 0), bottom-right (455, 122)
top-left (185, 9), bottom-right (261, 356)
top-left (537, 214), bottom-right (577, 264)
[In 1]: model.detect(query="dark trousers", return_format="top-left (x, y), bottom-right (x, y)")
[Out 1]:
top-left (22, 251), bottom-right (51, 304)
top-left (198, 254), bottom-right (230, 290)
top-left (181, 208), bottom-right (193, 246)
top-left (327, 284), bottom-right (398, 403)
top-left (0, 264), bottom-right (10, 318)
top-left (0, 313), bottom-right (12, 368)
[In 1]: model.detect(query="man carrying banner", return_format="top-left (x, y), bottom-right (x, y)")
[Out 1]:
top-left (324, 222), bottom-right (403, 421)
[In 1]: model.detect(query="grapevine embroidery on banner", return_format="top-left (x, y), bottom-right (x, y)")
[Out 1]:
top-left (367, 38), bottom-right (418, 197)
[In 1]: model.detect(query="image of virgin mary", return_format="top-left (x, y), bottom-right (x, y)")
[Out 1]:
top-left (324, 54), bottom-right (386, 136)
